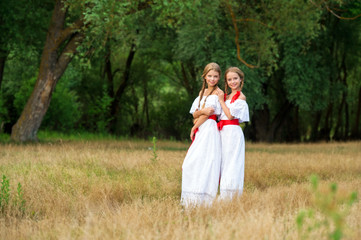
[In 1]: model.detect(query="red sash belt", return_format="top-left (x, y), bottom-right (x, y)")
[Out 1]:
top-left (208, 114), bottom-right (217, 121)
top-left (194, 115), bottom-right (217, 135)
top-left (217, 119), bottom-right (239, 130)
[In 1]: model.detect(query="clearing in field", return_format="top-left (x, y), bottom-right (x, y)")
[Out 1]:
top-left (0, 140), bottom-right (360, 239)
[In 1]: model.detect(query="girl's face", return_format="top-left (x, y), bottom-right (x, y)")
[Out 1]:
top-left (226, 71), bottom-right (242, 90)
top-left (205, 70), bottom-right (220, 87)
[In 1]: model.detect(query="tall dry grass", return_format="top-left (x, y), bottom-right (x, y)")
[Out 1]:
top-left (0, 140), bottom-right (360, 239)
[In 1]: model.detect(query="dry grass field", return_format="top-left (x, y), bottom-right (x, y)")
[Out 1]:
top-left (0, 139), bottom-right (360, 239)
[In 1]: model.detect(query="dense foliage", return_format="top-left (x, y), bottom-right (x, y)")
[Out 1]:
top-left (0, 0), bottom-right (360, 141)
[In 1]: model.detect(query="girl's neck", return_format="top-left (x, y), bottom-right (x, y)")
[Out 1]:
top-left (231, 88), bottom-right (241, 94)
top-left (206, 86), bottom-right (216, 94)
top-left (207, 86), bottom-right (216, 91)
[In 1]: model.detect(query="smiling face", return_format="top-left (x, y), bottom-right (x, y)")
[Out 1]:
top-left (205, 70), bottom-right (220, 87)
top-left (226, 71), bottom-right (242, 91)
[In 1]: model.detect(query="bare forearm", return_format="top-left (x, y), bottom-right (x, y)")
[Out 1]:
top-left (193, 109), bottom-right (203, 119)
top-left (193, 115), bottom-right (208, 130)
top-left (193, 107), bottom-right (215, 119)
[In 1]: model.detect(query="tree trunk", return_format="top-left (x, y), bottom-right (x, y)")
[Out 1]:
top-left (104, 48), bottom-right (115, 99)
top-left (266, 101), bottom-right (293, 142)
top-left (343, 58), bottom-right (349, 139)
top-left (11, 0), bottom-right (84, 141)
top-left (179, 61), bottom-right (199, 97)
top-left (334, 54), bottom-right (348, 140)
top-left (130, 85), bottom-right (141, 136)
top-left (289, 106), bottom-right (300, 141)
top-left (0, 49), bottom-right (7, 90)
top-left (345, 97), bottom-right (349, 139)
top-left (180, 62), bottom-right (194, 96)
top-left (110, 43), bottom-right (135, 133)
top-left (250, 105), bottom-right (270, 142)
top-left (351, 86), bottom-right (361, 138)
top-left (318, 103), bottom-right (333, 140)
top-left (310, 111), bottom-right (322, 141)
top-left (276, 105), bottom-right (300, 142)
top-left (109, 43), bottom-right (136, 133)
top-left (333, 92), bottom-right (346, 140)
top-left (142, 77), bottom-right (150, 127)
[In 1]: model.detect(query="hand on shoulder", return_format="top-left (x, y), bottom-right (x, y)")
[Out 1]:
top-left (216, 87), bottom-right (224, 94)
top-left (215, 88), bottom-right (224, 101)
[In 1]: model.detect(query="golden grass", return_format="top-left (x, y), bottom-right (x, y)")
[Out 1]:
top-left (0, 140), bottom-right (360, 239)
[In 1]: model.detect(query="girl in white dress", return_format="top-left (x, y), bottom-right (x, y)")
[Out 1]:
top-left (217, 67), bottom-right (249, 200)
top-left (181, 62), bottom-right (223, 208)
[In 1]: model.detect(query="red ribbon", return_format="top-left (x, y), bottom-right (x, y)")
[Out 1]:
top-left (224, 91), bottom-right (240, 103)
top-left (217, 119), bottom-right (239, 130)
top-left (231, 91), bottom-right (241, 103)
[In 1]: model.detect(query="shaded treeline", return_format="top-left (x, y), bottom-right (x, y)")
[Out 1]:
top-left (0, 0), bottom-right (360, 142)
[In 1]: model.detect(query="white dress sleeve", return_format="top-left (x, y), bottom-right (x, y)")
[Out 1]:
top-left (204, 95), bottom-right (221, 115)
top-left (230, 99), bottom-right (249, 122)
top-left (189, 96), bottom-right (200, 114)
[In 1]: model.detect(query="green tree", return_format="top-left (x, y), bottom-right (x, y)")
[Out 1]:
top-left (0, 0), bottom-right (51, 89)
top-left (10, 0), bottom-right (152, 141)
top-left (3, 0), bottom-right (360, 141)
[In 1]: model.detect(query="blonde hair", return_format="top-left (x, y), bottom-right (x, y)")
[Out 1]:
top-left (224, 67), bottom-right (244, 97)
top-left (198, 62), bottom-right (221, 109)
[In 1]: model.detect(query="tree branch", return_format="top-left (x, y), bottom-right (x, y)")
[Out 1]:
top-left (58, 18), bottom-right (85, 45)
top-left (310, 0), bottom-right (361, 20)
top-left (225, 0), bottom-right (258, 69)
top-left (54, 32), bottom-right (84, 80)
top-left (112, 68), bottom-right (121, 78)
top-left (323, 0), bottom-right (361, 20)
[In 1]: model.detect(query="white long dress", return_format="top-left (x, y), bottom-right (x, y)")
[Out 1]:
top-left (181, 95), bottom-right (222, 207)
top-left (219, 99), bottom-right (249, 200)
